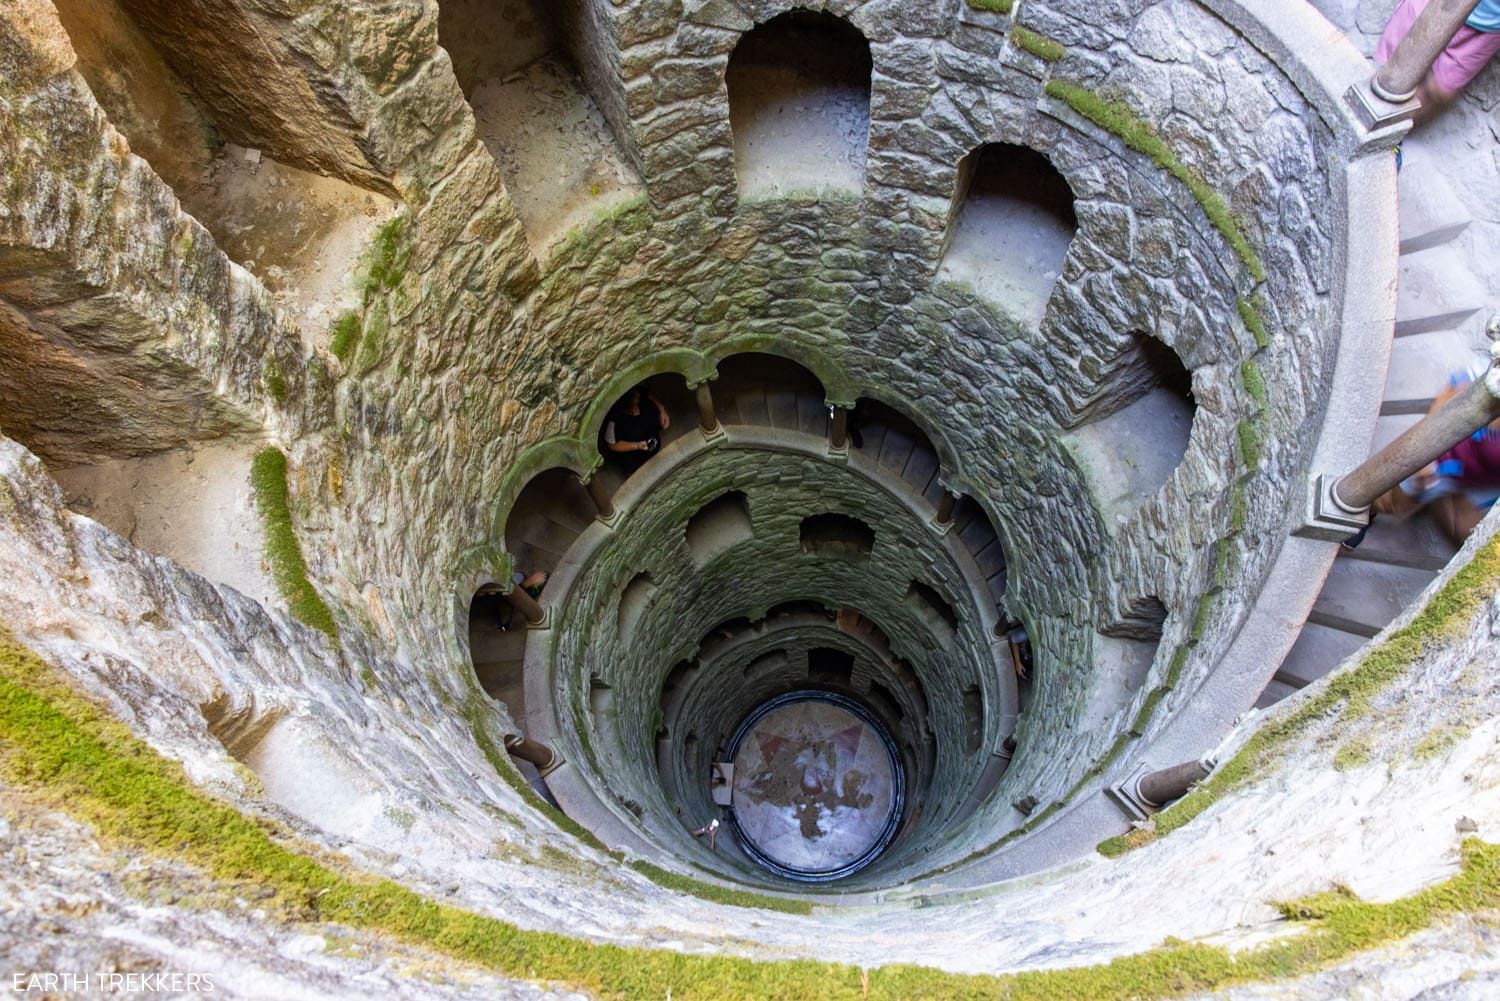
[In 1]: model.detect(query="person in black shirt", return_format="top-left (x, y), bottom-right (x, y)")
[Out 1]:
top-left (603, 384), bottom-right (670, 475)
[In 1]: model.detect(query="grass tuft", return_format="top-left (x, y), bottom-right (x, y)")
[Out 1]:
top-left (249, 448), bottom-right (339, 641)
top-left (1045, 80), bottom-right (1266, 282)
top-left (329, 311), bottom-right (363, 365)
top-left (1013, 27), bottom-right (1065, 62)
top-left (5, 635), bottom-right (1500, 999)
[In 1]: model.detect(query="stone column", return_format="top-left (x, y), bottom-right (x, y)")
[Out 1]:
top-left (694, 382), bottom-right (720, 434)
top-left (829, 406), bottom-right (849, 449)
top-left (1135, 760), bottom-right (1209, 809)
top-left (1372, 0), bottom-right (1482, 102)
top-left (504, 584), bottom-right (545, 626)
top-left (1332, 339), bottom-right (1500, 511)
top-left (583, 475), bottom-right (615, 521)
top-left (504, 734), bottom-right (558, 770)
top-left (935, 490), bottom-right (957, 526)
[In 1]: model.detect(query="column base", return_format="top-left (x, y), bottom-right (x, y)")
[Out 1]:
top-left (1296, 473), bottom-right (1370, 542)
top-left (1345, 81), bottom-right (1419, 132)
top-left (699, 423), bottom-right (727, 445)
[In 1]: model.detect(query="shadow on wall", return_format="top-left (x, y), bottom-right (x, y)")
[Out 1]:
top-left (726, 10), bottom-right (872, 198)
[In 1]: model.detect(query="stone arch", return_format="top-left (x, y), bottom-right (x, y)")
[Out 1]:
top-left (725, 8), bottom-right (872, 198)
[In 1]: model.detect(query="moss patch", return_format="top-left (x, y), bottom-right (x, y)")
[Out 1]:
top-left (1045, 80), bottom-right (1266, 283)
top-left (1333, 736), bottom-right (1374, 772)
top-left (249, 448), bottom-right (339, 641)
top-left (1238, 297), bottom-right (1272, 349)
top-left (1100, 531), bottom-right (1500, 856)
top-left (329, 311), bottom-right (363, 365)
top-left (967, 0), bottom-right (1015, 12)
top-left (5, 636), bottom-right (1500, 999)
top-left (1013, 27), bottom-right (1065, 62)
top-left (627, 860), bottom-right (812, 916)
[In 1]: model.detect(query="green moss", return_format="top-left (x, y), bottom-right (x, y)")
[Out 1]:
top-left (329, 311), bottom-right (363, 365)
top-left (1105, 530), bottom-right (1500, 855)
top-left (627, 861), bottom-right (813, 915)
top-left (1238, 297), bottom-right (1272, 349)
top-left (262, 358), bottom-right (289, 404)
top-left (355, 298), bottom-right (390, 373)
top-left (359, 217), bottom-right (411, 299)
top-left (967, 0), bottom-right (1014, 12)
top-left (1238, 420), bottom-right (1264, 467)
top-left (1333, 736), bottom-right (1374, 772)
top-left (7, 636), bottom-right (1500, 1000)
top-left (1045, 80), bottom-right (1266, 283)
top-left (1241, 360), bottom-right (1267, 409)
top-left (1012, 27), bottom-right (1065, 62)
top-left (1413, 725), bottom-right (1471, 762)
top-left (249, 448), bottom-right (339, 641)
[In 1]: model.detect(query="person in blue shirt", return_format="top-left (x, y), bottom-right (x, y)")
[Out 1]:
top-left (1378, 0), bottom-right (1500, 123)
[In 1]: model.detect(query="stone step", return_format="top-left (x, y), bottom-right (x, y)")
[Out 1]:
top-left (765, 385), bottom-right (799, 430)
top-left (1307, 557), bottom-right (1435, 639)
top-left (971, 536), bottom-right (1007, 578)
top-left (1254, 679), bottom-right (1300, 709)
top-left (736, 385), bottom-right (770, 426)
top-left (1397, 160), bottom-right (1471, 255)
top-left (903, 444), bottom-right (941, 497)
top-left (1368, 413), bottom-right (1422, 455)
top-left (1384, 328), bottom-right (1480, 404)
top-left (1395, 245), bottom-right (1487, 341)
top-left (1342, 510), bottom-right (1456, 572)
top-left (797, 391), bottom-right (827, 437)
top-left (1274, 619), bottom-right (1369, 689)
top-left (855, 419), bottom-right (886, 457)
top-left (879, 426), bottom-right (916, 477)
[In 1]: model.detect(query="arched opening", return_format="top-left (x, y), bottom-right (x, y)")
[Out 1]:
top-left (685, 491), bottom-right (755, 567)
top-left (726, 10), bottom-right (872, 198)
top-left (503, 466), bottom-right (597, 580)
top-left (710, 353), bottom-right (828, 435)
top-left (846, 397), bottom-right (950, 506)
top-left (435, 0), bottom-right (640, 255)
top-left (906, 580), bottom-right (959, 638)
top-left (1062, 331), bottom-right (1198, 520)
top-left (938, 143), bottom-right (1078, 326)
top-left (595, 374), bottom-right (697, 488)
top-left (799, 513), bottom-right (875, 561)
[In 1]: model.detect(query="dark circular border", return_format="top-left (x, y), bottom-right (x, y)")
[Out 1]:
top-left (724, 690), bottom-right (906, 881)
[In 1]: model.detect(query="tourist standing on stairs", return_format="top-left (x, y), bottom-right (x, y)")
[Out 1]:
top-left (1377, 0), bottom-right (1500, 125)
top-left (603, 384), bottom-right (671, 475)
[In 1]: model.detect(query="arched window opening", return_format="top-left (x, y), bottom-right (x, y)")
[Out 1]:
top-left (1064, 332), bottom-right (1197, 520)
top-left (685, 491), bottom-right (754, 566)
top-left (697, 616), bottom-right (755, 659)
top-left (962, 684), bottom-right (984, 755)
top-left (597, 374), bottom-right (696, 487)
top-left (617, 572), bottom-right (658, 644)
top-left (745, 650), bottom-right (789, 681)
top-left (766, 599), bottom-right (830, 620)
top-left (726, 10), bottom-right (872, 198)
top-left (906, 580), bottom-right (959, 638)
top-left (846, 397), bottom-right (948, 505)
top-left (503, 467), bottom-right (596, 580)
top-left (808, 647), bottom-right (855, 686)
top-left (799, 513), bottom-right (875, 561)
top-left (711, 353), bottom-right (827, 435)
top-left (437, 0), bottom-right (640, 255)
top-left (938, 143), bottom-right (1077, 326)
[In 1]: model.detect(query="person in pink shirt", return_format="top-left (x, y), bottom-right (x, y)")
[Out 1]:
top-left (1377, 0), bottom-right (1500, 124)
